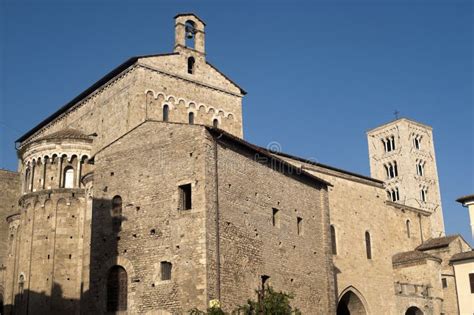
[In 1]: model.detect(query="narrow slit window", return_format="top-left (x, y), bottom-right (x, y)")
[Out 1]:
top-left (272, 208), bottom-right (279, 228)
top-left (406, 220), bottom-right (411, 238)
top-left (161, 261), bottom-right (172, 281)
top-left (112, 195), bottom-right (123, 231)
top-left (163, 105), bottom-right (169, 122)
top-left (330, 225), bottom-right (337, 255)
top-left (187, 57), bottom-right (195, 74)
top-left (365, 231), bottom-right (372, 259)
top-left (441, 278), bottom-right (447, 288)
top-left (213, 119), bottom-right (219, 128)
top-left (188, 112), bottom-right (195, 125)
top-left (297, 217), bottom-right (303, 235)
top-left (178, 184), bottom-right (192, 210)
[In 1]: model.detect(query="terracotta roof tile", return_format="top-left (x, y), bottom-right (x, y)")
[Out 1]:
top-left (450, 251), bottom-right (474, 263)
top-left (392, 250), bottom-right (441, 265)
top-left (416, 235), bottom-right (459, 251)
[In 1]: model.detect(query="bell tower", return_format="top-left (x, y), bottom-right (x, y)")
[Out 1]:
top-left (367, 118), bottom-right (445, 237)
top-left (174, 13), bottom-right (206, 56)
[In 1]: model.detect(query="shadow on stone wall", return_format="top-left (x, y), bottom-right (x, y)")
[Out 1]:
top-left (4, 283), bottom-right (89, 315)
top-left (3, 196), bottom-right (125, 315)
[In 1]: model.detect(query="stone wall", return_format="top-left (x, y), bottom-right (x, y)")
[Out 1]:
top-left (0, 169), bottom-right (19, 308)
top-left (208, 134), bottom-right (335, 314)
top-left (88, 121), bottom-right (210, 314)
top-left (0, 170), bottom-right (19, 268)
top-left (278, 155), bottom-right (436, 314)
top-left (393, 259), bottom-right (443, 315)
top-left (421, 237), bottom-right (471, 315)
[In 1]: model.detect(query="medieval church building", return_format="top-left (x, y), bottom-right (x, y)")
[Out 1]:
top-left (0, 13), bottom-right (472, 315)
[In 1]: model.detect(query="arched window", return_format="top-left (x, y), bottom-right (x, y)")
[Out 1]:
top-left (163, 105), bottom-right (169, 122)
top-left (185, 20), bottom-right (196, 49)
top-left (187, 57), bottom-right (195, 74)
top-left (365, 231), bottom-right (372, 259)
top-left (388, 187), bottom-right (400, 202)
top-left (112, 196), bottom-right (122, 231)
top-left (107, 266), bottom-right (127, 312)
top-left (421, 188), bottom-right (427, 202)
top-left (213, 119), bottom-right (219, 128)
top-left (406, 220), bottom-right (411, 238)
top-left (330, 225), bottom-right (337, 255)
top-left (63, 167), bottom-right (74, 188)
top-left (188, 112), bottom-right (195, 125)
top-left (416, 160), bottom-right (425, 176)
top-left (24, 168), bottom-right (31, 192)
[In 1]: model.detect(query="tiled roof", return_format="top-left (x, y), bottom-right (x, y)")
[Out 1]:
top-left (456, 194), bottom-right (474, 204)
top-left (392, 250), bottom-right (441, 265)
top-left (450, 251), bottom-right (474, 263)
top-left (35, 129), bottom-right (91, 142)
top-left (416, 235), bottom-right (460, 251)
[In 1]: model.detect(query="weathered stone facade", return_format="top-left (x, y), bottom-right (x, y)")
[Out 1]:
top-left (0, 170), bottom-right (20, 312)
top-left (0, 12), bottom-right (471, 315)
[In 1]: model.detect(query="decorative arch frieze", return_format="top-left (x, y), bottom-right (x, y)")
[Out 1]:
top-left (145, 89), bottom-right (236, 119)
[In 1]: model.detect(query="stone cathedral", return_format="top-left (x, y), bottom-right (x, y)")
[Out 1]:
top-left (0, 13), bottom-right (472, 315)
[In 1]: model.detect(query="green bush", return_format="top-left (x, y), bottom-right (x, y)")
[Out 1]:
top-left (189, 286), bottom-right (301, 315)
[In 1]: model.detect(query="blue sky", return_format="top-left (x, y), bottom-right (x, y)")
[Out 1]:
top-left (1, 1), bottom-right (472, 241)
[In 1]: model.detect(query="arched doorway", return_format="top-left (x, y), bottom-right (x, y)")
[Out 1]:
top-left (337, 289), bottom-right (368, 315)
top-left (405, 306), bottom-right (423, 315)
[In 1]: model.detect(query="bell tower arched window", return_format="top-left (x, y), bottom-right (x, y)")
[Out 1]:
top-left (187, 57), bottom-right (195, 74)
top-left (107, 266), bottom-right (127, 312)
top-left (185, 20), bottom-right (196, 49)
top-left (63, 166), bottom-right (74, 188)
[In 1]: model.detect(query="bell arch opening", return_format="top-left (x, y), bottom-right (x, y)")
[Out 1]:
top-left (405, 306), bottom-right (423, 315)
top-left (337, 289), bottom-right (368, 315)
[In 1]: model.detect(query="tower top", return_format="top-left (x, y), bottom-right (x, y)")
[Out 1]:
top-left (366, 117), bottom-right (433, 135)
top-left (174, 13), bottom-right (206, 55)
top-left (174, 13), bottom-right (206, 26)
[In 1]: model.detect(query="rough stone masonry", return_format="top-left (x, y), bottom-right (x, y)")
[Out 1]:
top-left (0, 13), bottom-right (471, 315)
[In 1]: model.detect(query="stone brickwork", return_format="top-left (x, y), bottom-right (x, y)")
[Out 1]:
top-left (0, 12), bottom-right (470, 315)
top-left (87, 122), bottom-right (210, 314)
top-left (0, 170), bottom-right (20, 268)
top-left (0, 170), bottom-right (20, 309)
top-left (416, 235), bottom-right (472, 315)
top-left (211, 133), bottom-right (335, 314)
top-left (277, 154), bottom-right (437, 314)
top-left (367, 118), bottom-right (445, 237)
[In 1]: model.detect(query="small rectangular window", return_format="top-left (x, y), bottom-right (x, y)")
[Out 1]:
top-left (272, 208), bottom-right (279, 228)
top-left (469, 273), bottom-right (474, 293)
top-left (297, 217), bottom-right (303, 235)
top-left (178, 184), bottom-right (192, 210)
top-left (161, 261), bottom-right (172, 280)
top-left (441, 278), bottom-right (447, 288)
